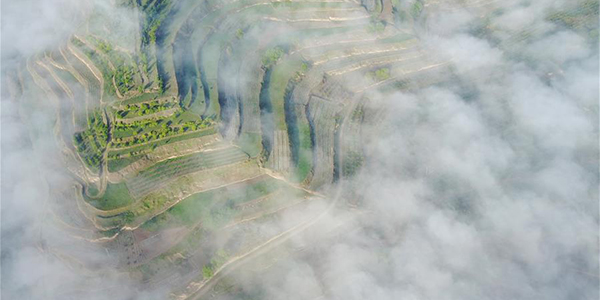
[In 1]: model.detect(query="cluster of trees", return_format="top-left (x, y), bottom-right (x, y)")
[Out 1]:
top-left (366, 67), bottom-right (391, 82)
top-left (343, 150), bottom-right (364, 177)
top-left (351, 105), bottom-right (364, 122)
top-left (411, 1), bottom-right (424, 18)
top-left (157, 76), bottom-right (164, 94)
top-left (112, 119), bottom-right (214, 148)
top-left (235, 28), bottom-right (245, 39)
top-left (71, 37), bottom-right (85, 48)
top-left (141, 0), bottom-right (171, 46)
top-left (117, 100), bottom-right (176, 118)
top-left (91, 37), bottom-right (138, 95)
top-left (202, 250), bottom-right (229, 279)
top-left (108, 151), bottom-right (141, 160)
top-left (113, 117), bottom-right (165, 132)
top-left (75, 36), bottom-right (139, 95)
top-left (114, 65), bottom-right (135, 95)
top-left (138, 1), bottom-right (171, 95)
top-left (73, 37), bottom-right (115, 94)
top-left (73, 111), bottom-right (109, 171)
top-left (262, 47), bottom-right (285, 67)
top-left (147, 20), bottom-right (161, 44)
top-left (368, 18), bottom-right (386, 33)
top-left (140, 53), bottom-right (149, 74)
top-left (91, 37), bottom-right (113, 54)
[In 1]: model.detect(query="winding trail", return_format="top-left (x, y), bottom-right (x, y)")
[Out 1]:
top-left (181, 179), bottom-right (344, 300)
top-left (179, 99), bottom-right (355, 299)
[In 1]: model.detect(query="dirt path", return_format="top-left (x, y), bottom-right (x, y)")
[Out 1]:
top-left (182, 181), bottom-right (344, 300)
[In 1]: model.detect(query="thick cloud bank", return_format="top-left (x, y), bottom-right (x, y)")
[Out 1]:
top-left (245, 1), bottom-right (599, 300)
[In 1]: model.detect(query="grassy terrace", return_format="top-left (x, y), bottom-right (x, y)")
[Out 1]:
top-left (100, 97), bottom-right (217, 182)
top-left (126, 146), bottom-right (249, 198)
top-left (267, 36), bottom-right (418, 183)
top-left (141, 175), bottom-right (289, 231)
top-left (295, 121), bottom-right (313, 182)
top-left (269, 56), bottom-right (308, 131)
top-left (94, 162), bottom-right (257, 229)
top-left (85, 182), bottom-right (135, 210)
top-left (61, 47), bottom-right (103, 107)
top-left (71, 37), bottom-right (117, 97)
top-left (107, 126), bottom-right (217, 157)
top-left (86, 35), bottom-right (142, 96)
top-left (108, 155), bottom-right (142, 173)
top-left (118, 92), bottom-right (162, 105)
top-left (45, 57), bottom-right (90, 130)
top-left (281, 68), bottom-right (314, 183)
top-left (140, 0), bottom-right (174, 94)
top-left (115, 100), bottom-right (177, 119)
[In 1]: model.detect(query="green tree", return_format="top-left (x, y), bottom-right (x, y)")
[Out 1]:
top-left (202, 265), bottom-right (213, 279)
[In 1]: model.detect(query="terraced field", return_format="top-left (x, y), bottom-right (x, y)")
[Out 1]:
top-left (10, 0), bottom-right (597, 298)
top-left (68, 0), bottom-right (440, 294)
top-left (126, 146), bottom-right (249, 198)
top-left (12, 0), bottom-right (481, 297)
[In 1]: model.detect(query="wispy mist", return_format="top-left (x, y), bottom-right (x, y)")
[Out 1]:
top-left (1, 0), bottom-right (598, 299)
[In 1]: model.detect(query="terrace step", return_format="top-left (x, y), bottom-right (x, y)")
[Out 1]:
top-left (126, 146), bottom-right (250, 199)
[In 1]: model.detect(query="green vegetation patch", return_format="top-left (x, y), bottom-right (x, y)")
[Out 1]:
top-left (202, 249), bottom-right (229, 279)
top-left (72, 37), bottom-right (116, 96)
top-left (142, 175), bottom-right (283, 231)
top-left (110, 117), bottom-right (214, 148)
top-left (367, 67), bottom-right (391, 82)
top-left (296, 124), bottom-right (313, 183)
top-left (73, 109), bottom-right (108, 172)
top-left (107, 155), bottom-right (142, 173)
top-left (368, 18), bottom-right (386, 33)
top-left (74, 35), bottom-right (143, 96)
top-left (411, 1), bottom-right (424, 19)
top-left (140, 0), bottom-right (172, 46)
top-left (547, 0), bottom-right (599, 42)
top-left (120, 92), bottom-right (161, 105)
top-left (125, 146), bottom-right (249, 198)
top-left (84, 182), bottom-right (135, 210)
top-left (116, 99), bottom-right (178, 118)
top-left (343, 150), bottom-right (364, 178)
top-left (262, 47), bottom-right (285, 67)
top-left (107, 126), bottom-right (217, 157)
top-left (269, 57), bottom-right (307, 131)
top-left (282, 72), bottom-right (313, 183)
top-left (236, 132), bottom-right (262, 158)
